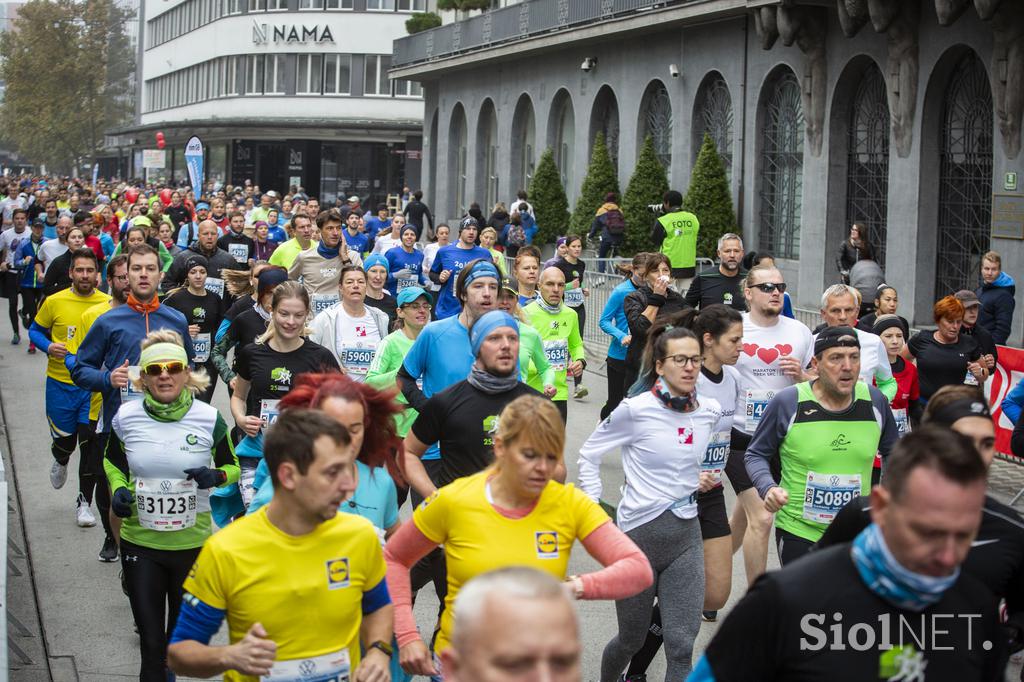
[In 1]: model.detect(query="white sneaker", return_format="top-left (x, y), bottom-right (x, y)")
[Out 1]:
top-left (50, 460), bottom-right (68, 489)
top-left (76, 494), bottom-right (96, 527)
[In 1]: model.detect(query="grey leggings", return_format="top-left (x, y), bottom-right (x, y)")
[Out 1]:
top-left (601, 509), bottom-right (704, 682)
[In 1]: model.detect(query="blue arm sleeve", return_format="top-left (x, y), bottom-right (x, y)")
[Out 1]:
top-left (28, 321), bottom-right (52, 353)
top-left (169, 593), bottom-right (227, 645)
top-left (64, 353), bottom-right (76, 371)
top-left (599, 289), bottom-right (629, 343)
top-left (362, 578), bottom-right (391, 615)
top-left (71, 319), bottom-right (112, 391)
top-left (215, 318), bottom-right (232, 344)
top-left (686, 655), bottom-right (717, 681)
top-left (1003, 380), bottom-right (1024, 424)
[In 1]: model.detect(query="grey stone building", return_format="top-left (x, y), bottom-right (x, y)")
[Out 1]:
top-left (391, 0), bottom-right (1024, 341)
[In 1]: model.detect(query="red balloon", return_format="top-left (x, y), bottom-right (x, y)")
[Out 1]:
top-left (159, 188), bottom-right (172, 206)
top-left (124, 188), bottom-right (139, 204)
top-left (155, 132), bottom-right (166, 150)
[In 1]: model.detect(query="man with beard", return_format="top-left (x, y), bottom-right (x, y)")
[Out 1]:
top-left (165, 220), bottom-right (240, 299)
top-left (684, 233), bottom-right (746, 311)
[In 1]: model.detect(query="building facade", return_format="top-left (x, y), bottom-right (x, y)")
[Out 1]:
top-left (108, 0), bottom-right (426, 205)
top-left (392, 0), bottom-right (1024, 341)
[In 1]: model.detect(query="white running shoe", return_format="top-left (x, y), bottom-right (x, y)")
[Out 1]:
top-left (50, 460), bottom-right (68, 489)
top-left (76, 494), bottom-right (97, 527)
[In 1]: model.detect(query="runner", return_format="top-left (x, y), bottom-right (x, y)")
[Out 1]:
top-left (168, 409), bottom-right (393, 682)
top-left (174, 200), bottom-right (210, 248)
top-left (42, 226), bottom-right (87, 296)
top-left (429, 217), bottom-right (492, 319)
top-left (36, 214), bottom-right (71, 278)
top-left (478, 226), bottom-right (508, 277)
top-left (599, 253), bottom-right (646, 421)
top-left (588, 192), bottom-right (626, 273)
top-left (29, 248), bottom-right (110, 524)
top-left (551, 234), bottom-right (589, 400)
top-left (104, 330), bottom-right (238, 682)
top-left (288, 208), bottom-right (362, 316)
top-left (745, 326), bottom-right (898, 564)
top-left (385, 223), bottom-right (428, 295)
top-left (362, 253), bottom-right (398, 325)
top-left (365, 203), bottom-right (393, 243)
top-left (421, 223), bottom-right (449, 310)
top-left (267, 213), bottom-right (316, 269)
top-left (342, 210), bottom-right (370, 257)
top-left (403, 189), bottom-right (434, 240)
top-left (15, 218), bottom-right (46, 352)
top-left (113, 221), bottom-right (174, 272)
top-left (691, 427), bottom-right (1006, 681)
top-left (683, 233), bottom-right (746, 311)
top-left (0, 208), bottom-right (31, 343)
top-left (855, 283), bottom-right (908, 334)
top-left (872, 314), bottom-right (920, 483)
top-left (217, 211), bottom-right (256, 268)
top-left (310, 264), bottom-right (389, 381)
top-left (371, 212), bottom-right (406, 256)
top-left (814, 284), bottom-right (897, 400)
top-left (726, 263), bottom-right (813, 584)
top-left (523, 267), bottom-right (586, 423)
top-left (163, 254), bottom-right (225, 403)
top-left (496, 283), bottom-right (556, 397)
top-left (386, 394), bottom-right (652, 677)
top-left (578, 319), bottom-right (721, 681)
top-left (512, 245), bottom-right (542, 306)
top-left (903, 295), bottom-right (986, 402)
top-left (623, 253), bottom-right (690, 391)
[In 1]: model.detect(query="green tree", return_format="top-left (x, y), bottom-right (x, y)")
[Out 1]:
top-left (685, 133), bottom-right (738, 260)
top-left (621, 135), bottom-right (669, 255)
top-left (0, 0), bottom-right (135, 172)
top-left (528, 147), bottom-right (570, 246)
top-left (406, 11), bottom-right (442, 33)
top-left (436, 0), bottom-right (490, 11)
top-left (570, 133), bottom-right (619, 242)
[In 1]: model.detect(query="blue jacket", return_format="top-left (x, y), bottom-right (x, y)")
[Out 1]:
top-left (600, 278), bottom-right (637, 361)
top-left (1002, 377), bottom-right (1024, 425)
top-left (977, 272), bottom-right (1016, 345)
top-left (68, 304), bottom-right (193, 431)
top-left (15, 237), bottom-right (43, 288)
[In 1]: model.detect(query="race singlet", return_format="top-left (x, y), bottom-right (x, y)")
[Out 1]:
top-left (700, 430), bottom-right (731, 486)
top-left (892, 407), bottom-right (910, 436)
top-left (802, 471), bottom-right (861, 524)
top-left (193, 333), bottom-right (211, 364)
top-left (260, 399), bottom-right (281, 430)
top-left (204, 277), bottom-right (224, 298)
top-left (135, 477), bottom-right (198, 531)
top-left (120, 366), bottom-right (144, 403)
top-left (228, 243), bottom-right (249, 264)
top-left (744, 389), bottom-right (775, 432)
top-left (342, 347), bottom-right (374, 377)
top-left (563, 287), bottom-right (584, 308)
top-left (543, 339), bottom-right (568, 372)
top-left (262, 648), bottom-right (350, 682)
top-left (312, 293), bottom-right (340, 316)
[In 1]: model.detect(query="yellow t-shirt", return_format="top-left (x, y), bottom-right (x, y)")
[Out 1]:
top-left (414, 469), bottom-right (609, 652)
top-left (66, 301), bottom-right (114, 420)
top-left (182, 507), bottom-right (387, 682)
top-left (34, 288), bottom-right (111, 384)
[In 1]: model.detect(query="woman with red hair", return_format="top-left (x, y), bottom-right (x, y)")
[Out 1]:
top-left (902, 295), bottom-right (987, 406)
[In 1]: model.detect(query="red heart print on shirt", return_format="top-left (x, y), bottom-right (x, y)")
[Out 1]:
top-left (775, 344), bottom-right (792, 356)
top-left (743, 343), bottom-right (758, 357)
top-left (756, 346), bottom-right (780, 364)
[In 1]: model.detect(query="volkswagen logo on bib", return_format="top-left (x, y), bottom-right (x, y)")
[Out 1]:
top-left (299, 659), bottom-right (317, 676)
top-left (828, 475), bottom-right (840, 488)
top-left (160, 480), bottom-right (172, 493)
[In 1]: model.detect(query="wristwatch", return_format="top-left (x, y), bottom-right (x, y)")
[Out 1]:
top-left (368, 640), bottom-right (394, 657)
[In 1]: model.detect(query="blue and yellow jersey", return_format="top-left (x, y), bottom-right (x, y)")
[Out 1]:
top-left (34, 288), bottom-right (110, 383)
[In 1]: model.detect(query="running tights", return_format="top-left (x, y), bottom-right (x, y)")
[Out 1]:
top-left (52, 422), bottom-right (100, 505)
top-left (120, 540), bottom-right (200, 682)
top-left (93, 433), bottom-right (113, 538)
top-left (6, 290), bottom-right (17, 332)
top-left (601, 511), bottom-right (704, 682)
top-left (625, 605), bottom-right (664, 677)
top-left (19, 287), bottom-right (41, 330)
top-left (601, 357), bottom-right (627, 420)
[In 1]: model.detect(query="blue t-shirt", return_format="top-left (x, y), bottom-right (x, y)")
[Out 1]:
top-left (401, 315), bottom-right (474, 460)
top-left (365, 217), bottom-right (391, 240)
top-left (267, 225), bottom-right (287, 243)
top-left (343, 229), bottom-right (370, 255)
top-left (429, 244), bottom-right (493, 319)
top-left (384, 246), bottom-right (427, 293)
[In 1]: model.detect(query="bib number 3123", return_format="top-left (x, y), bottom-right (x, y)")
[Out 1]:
top-left (135, 478), bottom-right (197, 531)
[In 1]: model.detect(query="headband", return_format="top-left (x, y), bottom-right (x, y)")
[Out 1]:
top-left (470, 310), bottom-right (519, 357)
top-left (928, 397), bottom-right (991, 427)
top-left (363, 253), bottom-right (390, 273)
top-left (463, 261), bottom-right (500, 289)
top-left (872, 314), bottom-right (907, 338)
top-left (140, 342), bottom-right (188, 367)
top-left (814, 326), bottom-right (861, 356)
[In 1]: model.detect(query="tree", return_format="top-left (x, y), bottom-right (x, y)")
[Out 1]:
top-left (528, 147), bottom-right (570, 246)
top-left (570, 133), bottom-right (619, 242)
top-left (0, 0), bottom-right (135, 173)
top-left (436, 0), bottom-right (489, 11)
top-left (621, 135), bottom-right (669, 255)
top-left (685, 133), bottom-right (738, 260)
top-left (406, 11), bottom-right (442, 33)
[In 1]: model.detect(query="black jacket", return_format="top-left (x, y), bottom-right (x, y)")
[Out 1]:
top-left (622, 285), bottom-right (691, 369)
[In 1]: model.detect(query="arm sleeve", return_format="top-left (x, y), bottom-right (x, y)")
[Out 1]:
top-left (71, 319), bottom-right (112, 391)
top-left (649, 219), bottom-right (665, 246)
top-left (383, 519), bottom-right (441, 646)
top-left (578, 521), bottom-right (653, 600)
top-left (211, 414), bottom-right (240, 485)
top-left (408, 397), bottom-right (443, 450)
top-left (397, 366), bottom-right (428, 411)
top-left (158, 242), bottom-right (173, 271)
top-left (103, 429), bottom-right (131, 492)
top-left (42, 259), bottom-right (63, 296)
top-left (529, 333), bottom-right (556, 388)
top-left (872, 338), bottom-right (897, 401)
top-left (576, 401), bottom-right (634, 501)
top-left (399, 332), bottom-right (431, 409)
top-left (599, 289), bottom-right (629, 344)
top-left (210, 326), bottom-right (237, 383)
top-left (1002, 379), bottom-right (1024, 425)
top-left (28, 320), bottom-right (52, 353)
top-left (744, 391), bottom-right (795, 498)
top-left (168, 594), bottom-right (226, 646)
top-left (623, 292), bottom-right (651, 336)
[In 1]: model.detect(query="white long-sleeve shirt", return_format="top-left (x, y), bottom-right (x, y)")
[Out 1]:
top-left (577, 391), bottom-right (721, 533)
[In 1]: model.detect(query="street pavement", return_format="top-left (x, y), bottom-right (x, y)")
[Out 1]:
top-left (2, 309), bottom-right (1021, 680)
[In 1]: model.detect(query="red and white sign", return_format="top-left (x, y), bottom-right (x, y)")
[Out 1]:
top-left (986, 345), bottom-right (1024, 456)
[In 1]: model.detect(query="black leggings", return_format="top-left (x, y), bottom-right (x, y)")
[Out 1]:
top-left (626, 603), bottom-right (663, 677)
top-left (94, 432), bottom-right (113, 538)
top-left (5, 284), bottom-right (17, 331)
top-left (19, 286), bottom-right (41, 330)
top-left (120, 540), bottom-right (200, 682)
top-left (601, 357), bottom-right (627, 420)
top-left (52, 421), bottom-right (100, 504)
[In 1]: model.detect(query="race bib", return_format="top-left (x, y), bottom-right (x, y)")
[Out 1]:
top-left (964, 370), bottom-right (979, 386)
top-left (228, 243), bottom-right (249, 264)
top-left (66, 325), bottom-right (77, 343)
top-left (543, 339), bottom-right (569, 372)
top-left (564, 287), bottom-right (584, 307)
top-left (262, 648), bottom-right (350, 682)
top-left (120, 366), bottom-right (143, 403)
top-left (193, 333), bottom-right (211, 364)
top-left (802, 471), bottom-right (861, 524)
top-left (311, 293), bottom-right (340, 316)
top-left (396, 275), bottom-right (417, 291)
top-left (260, 399), bottom-right (281, 429)
top-left (893, 407), bottom-right (910, 436)
top-left (744, 389), bottom-right (776, 432)
top-left (239, 465), bottom-right (257, 507)
top-left (135, 477), bottom-right (197, 531)
top-left (342, 346), bottom-right (374, 377)
top-left (700, 430), bottom-right (731, 485)
top-left (204, 277), bottom-right (224, 298)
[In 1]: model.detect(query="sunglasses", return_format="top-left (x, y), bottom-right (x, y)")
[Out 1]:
top-left (748, 282), bottom-right (787, 294)
top-left (142, 361), bottom-right (186, 377)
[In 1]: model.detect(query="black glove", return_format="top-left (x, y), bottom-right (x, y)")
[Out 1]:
top-left (184, 466), bottom-right (227, 490)
top-left (112, 487), bottom-right (134, 518)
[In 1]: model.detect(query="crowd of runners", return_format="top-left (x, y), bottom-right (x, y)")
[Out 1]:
top-left (0, 174), bottom-right (1021, 681)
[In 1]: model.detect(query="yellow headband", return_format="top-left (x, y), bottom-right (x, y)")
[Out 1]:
top-left (139, 342), bottom-right (188, 368)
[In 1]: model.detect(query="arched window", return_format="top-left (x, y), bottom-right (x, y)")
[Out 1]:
top-left (935, 51), bottom-right (993, 296)
top-left (694, 73), bottom-right (733, 177)
top-left (510, 95), bottom-right (536, 195)
top-left (639, 81), bottom-right (672, 172)
top-left (550, 91), bottom-right (575, 192)
top-left (449, 105), bottom-right (468, 218)
top-left (590, 85), bottom-right (620, 166)
top-left (845, 64), bottom-right (891, 269)
top-left (477, 101), bottom-right (499, 210)
top-left (758, 69), bottom-right (804, 259)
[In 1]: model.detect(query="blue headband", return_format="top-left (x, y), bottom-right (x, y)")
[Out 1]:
top-left (463, 260), bottom-right (500, 289)
top-left (363, 253), bottom-right (389, 273)
top-left (470, 310), bottom-right (519, 357)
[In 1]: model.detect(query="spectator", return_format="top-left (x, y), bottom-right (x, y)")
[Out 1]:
top-left (835, 222), bottom-right (872, 284)
top-left (955, 289), bottom-right (997, 372)
top-left (976, 249), bottom-right (1015, 345)
top-left (403, 189), bottom-right (434, 240)
top-left (588, 192), bottom-right (626, 273)
top-left (508, 189), bottom-right (534, 217)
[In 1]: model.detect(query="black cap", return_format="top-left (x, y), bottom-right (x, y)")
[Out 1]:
top-left (815, 325), bottom-right (860, 356)
top-left (184, 254), bottom-right (209, 274)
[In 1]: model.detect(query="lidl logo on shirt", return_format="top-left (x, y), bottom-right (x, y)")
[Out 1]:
top-left (535, 531), bottom-right (559, 559)
top-left (326, 558), bottom-right (350, 589)
top-left (723, 293), bottom-right (733, 305)
top-left (678, 427), bottom-right (694, 445)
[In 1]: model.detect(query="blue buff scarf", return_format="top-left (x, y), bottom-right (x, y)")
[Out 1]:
top-left (317, 241), bottom-right (340, 259)
top-left (851, 523), bottom-right (959, 612)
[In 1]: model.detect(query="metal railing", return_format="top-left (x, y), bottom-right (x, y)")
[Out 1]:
top-left (392, 0), bottom-right (704, 67)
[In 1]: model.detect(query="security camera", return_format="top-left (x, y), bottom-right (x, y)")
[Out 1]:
top-left (669, 64), bottom-right (680, 78)
top-left (581, 57), bottom-right (597, 72)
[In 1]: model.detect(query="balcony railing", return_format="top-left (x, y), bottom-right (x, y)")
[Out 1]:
top-left (392, 0), bottom-right (703, 68)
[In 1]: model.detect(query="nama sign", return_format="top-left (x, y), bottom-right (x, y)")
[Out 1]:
top-left (252, 20), bottom-right (336, 44)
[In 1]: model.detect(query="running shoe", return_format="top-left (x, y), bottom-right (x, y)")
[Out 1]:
top-left (573, 385), bottom-right (589, 400)
top-left (98, 536), bottom-right (118, 563)
top-left (11, 333), bottom-right (19, 345)
top-left (701, 610), bottom-right (718, 622)
top-left (27, 342), bottom-right (36, 354)
top-left (76, 494), bottom-right (96, 527)
top-left (49, 460), bottom-right (67, 489)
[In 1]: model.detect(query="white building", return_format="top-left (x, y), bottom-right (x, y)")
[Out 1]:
top-left (107, 0), bottom-right (425, 203)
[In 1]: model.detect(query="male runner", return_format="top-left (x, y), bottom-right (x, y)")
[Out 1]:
top-left (684, 233), bottom-right (745, 311)
top-left (0, 207), bottom-right (31, 343)
top-left (289, 208), bottom-right (362, 315)
top-left (814, 284), bottom-right (897, 400)
top-left (429, 217), bottom-right (491, 319)
top-left (268, 214), bottom-right (316, 269)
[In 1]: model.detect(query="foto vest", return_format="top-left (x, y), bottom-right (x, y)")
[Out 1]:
top-left (658, 210), bottom-right (699, 272)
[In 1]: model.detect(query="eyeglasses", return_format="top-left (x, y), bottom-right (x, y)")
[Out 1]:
top-left (142, 361), bottom-right (186, 377)
top-left (747, 282), bottom-right (787, 294)
top-left (402, 302), bottom-right (432, 311)
top-left (663, 354), bottom-right (702, 368)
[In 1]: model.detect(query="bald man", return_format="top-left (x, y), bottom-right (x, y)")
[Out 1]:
top-left (441, 567), bottom-right (582, 682)
top-left (165, 220), bottom-right (242, 296)
top-left (523, 267), bottom-right (585, 423)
